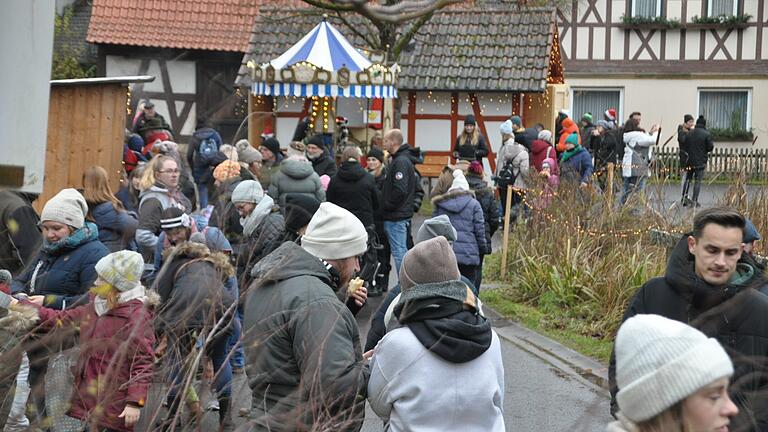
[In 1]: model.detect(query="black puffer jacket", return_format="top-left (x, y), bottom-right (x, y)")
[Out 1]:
top-left (467, 174), bottom-right (499, 251)
top-left (593, 129), bottom-right (620, 169)
top-left (327, 161), bottom-right (379, 228)
top-left (382, 144), bottom-right (421, 221)
top-left (154, 241), bottom-right (236, 333)
top-left (609, 235), bottom-right (768, 432)
top-left (681, 127), bottom-right (715, 169)
top-left (243, 242), bottom-right (369, 432)
top-left (310, 151), bottom-right (338, 178)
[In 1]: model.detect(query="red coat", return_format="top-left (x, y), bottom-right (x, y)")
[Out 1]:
top-left (33, 296), bottom-right (155, 432)
top-left (529, 139), bottom-right (559, 175)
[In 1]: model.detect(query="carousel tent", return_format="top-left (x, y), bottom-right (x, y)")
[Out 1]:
top-left (248, 18), bottom-right (398, 98)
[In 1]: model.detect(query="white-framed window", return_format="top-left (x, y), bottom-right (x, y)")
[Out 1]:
top-left (632, 0), bottom-right (662, 17)
top-left (708, 0), bottom-right (738, 16)
top-left (571, 88), bottom-right (623, 124)
top-left (697, 89), bottom-right (751, 130)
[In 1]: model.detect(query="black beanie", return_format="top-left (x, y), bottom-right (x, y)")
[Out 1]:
top-left (308, 134), bottom-right (325, 148)
top-left (684, 114), bottom-right (694, 123)
top-left (464, 114), bottom-right (476, 126)
top-left (284, 194), bottom-right (321, 234)
top-left (696, 115), bottom-right (706, 128)
top-left (262, 137), bottom-right (281, 155)
top-left (367, 147), bottom-right (385, 163)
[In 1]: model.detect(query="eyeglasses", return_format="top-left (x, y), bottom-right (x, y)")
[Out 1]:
top-left (157, 169), bottom-right (180, 174)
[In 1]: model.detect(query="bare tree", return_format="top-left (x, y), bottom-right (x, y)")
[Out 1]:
top-left (300, 0), bottom-right (462, 62)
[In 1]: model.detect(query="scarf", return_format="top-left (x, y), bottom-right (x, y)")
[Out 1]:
top-left (240, 195), bottom-right (275, 237)
top-left (94, 283), bottom-right (146, 316)
top-left (560, 144), bottom-right (583, 163)
top-left (42, 222), bottom-right (99, 255)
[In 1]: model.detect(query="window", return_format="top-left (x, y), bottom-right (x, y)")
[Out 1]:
top-left (571, 88), bottom-right (622, 124)
top-left (632, 0), bottom-right (662, 17)
top-left (708, 0), bottom-right (738, 16)
top-left (698, 89), bottom-right (750, 130)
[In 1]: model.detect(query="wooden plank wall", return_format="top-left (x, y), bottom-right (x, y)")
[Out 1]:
top-left (36, 83), bottom-right (126, 213)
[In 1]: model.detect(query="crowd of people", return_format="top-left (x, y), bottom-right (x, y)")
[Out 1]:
top-left (0, 98), bottom-right (754, 432)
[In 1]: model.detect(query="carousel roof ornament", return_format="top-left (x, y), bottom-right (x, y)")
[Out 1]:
top-left (247, 16), bottom-right (398, 98)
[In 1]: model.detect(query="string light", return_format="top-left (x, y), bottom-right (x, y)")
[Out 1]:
top-left (125, 87), bottom-right (131, 115)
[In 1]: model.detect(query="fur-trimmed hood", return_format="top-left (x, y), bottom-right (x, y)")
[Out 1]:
top-left (160, 240), bottom-right (235, 279)
top-left (431, 188), bottom-right (475, 205)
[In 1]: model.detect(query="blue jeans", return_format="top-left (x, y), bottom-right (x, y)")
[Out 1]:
top-left (197, 183), bottom-right (209, 209)
top-left (227, 309), bottom-right (245, 370)
top-left (621, 176), bottom-right (647, 205)
top-left (384, 219), bottom-right (409, 277)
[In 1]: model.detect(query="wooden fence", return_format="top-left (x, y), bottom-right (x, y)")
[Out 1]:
top-left (652, 147), bottom-right (768, 182)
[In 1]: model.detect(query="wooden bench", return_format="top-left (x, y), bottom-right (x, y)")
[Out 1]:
top-left (417, 154), bottom-right (451, 178)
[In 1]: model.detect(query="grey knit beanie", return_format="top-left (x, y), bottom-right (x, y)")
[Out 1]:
top-left (615, 314), bottom-right (733, 423)
top-left (231, 180), bottom-right (264, 204)
top-left (301, 202), bottom-right (368, 260)
top-left (236, 139), bottom-right (262, 164)
top-left (40, 188), bottom-right (88, 228)
top-left (399, 236), bottom-right (461, 291)
top-left (415, 215), bottom-right (457, 245)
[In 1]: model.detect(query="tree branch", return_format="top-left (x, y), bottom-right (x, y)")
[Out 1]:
top-left (334, 11), bottom-right (381, 50)
top-left (391, 10), bottom-right (433, 59)
top-left (301, 0), bottom-right (356, 12)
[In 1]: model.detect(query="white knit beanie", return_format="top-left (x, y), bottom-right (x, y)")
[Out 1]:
top-left (40, 188), bottom-right (88, 228)
top-left (231, 180), bottom-right (264, 204)
top-left (499, 120), bottom-right (514, 135)
top-left (301, 202), bottom-right (368, 260)
top-left (448, 169), bottom-right (470, 192)
top-left (615, 314), bottom-right (733, 423)
top-left (94, 250), bottom-right (145, 292)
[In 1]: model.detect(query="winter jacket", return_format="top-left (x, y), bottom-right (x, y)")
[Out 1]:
top-left (154, 242), bottom-right (236, 333)
top-left (621, 131), bottom-right (657, 178)
top-left (132, 112), bottom-right (170, 136)
top-left (514, 127), bottom-right (538, 151)
top-left (557, 119), bottom-right (581, 152)
top-left (91, 202), bottom-right (138, 252)
top-left (267, 159), bottom-right (325, 207)
top-left (609, 235), bottom-right (768, 432)
top-left (28, 294), bottom-right (156, 432)
top-left (152, 226), bottom-right (231, 272)
top-left (677, 125), bottom-right (691, 167)
top-left (530, 139), bottom-right (558, 174)
top-left (0, 191), bottom-right (42, 276)
top-left (467, 175), bottom-right (499, 251)
top-left (327, 161), bottom-right (379, 228)
top-left (454, 134), bottom-right (489, 161)
top-left (682, 127), bottom-right (715, 169)
top-left (495, 138), bottom-right (530, 189)
top-left (208, 177), bottom-right (245, 247)
top-left (242, 242), bottom-right (369, 432)
top-left (371, 167), bottom-right (387, 226)
top-left (593, 129), bottom-right (620, 169)
top-left (12, 222), bottom-right (109, 310)
top-left (367, 281), bottom-right (504, 432)
top-left (560, 146), bottom-right (594, 184)
top-left (382, 144), bottom-right (420, 221)
top-left (135, 184), bottom-right (192, 250)
top-left (433, 190), bottom-right (487, 265)
top-left (310, 151), bottom-right (338, 178)
top-left (259, 154), bottom-right (284, 190)
top-left (237, 208), bottom-right (285, 289)
top-left (116, 185), bottom-right (140, 214)
top-left (187, 127), bottom-right (223, 182)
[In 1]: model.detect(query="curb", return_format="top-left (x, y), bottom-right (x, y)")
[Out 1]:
top-left (484, 306), bottom-right (610, 395)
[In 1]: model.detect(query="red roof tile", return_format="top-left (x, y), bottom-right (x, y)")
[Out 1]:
top-left (86, 0), bottom-right (298, 52)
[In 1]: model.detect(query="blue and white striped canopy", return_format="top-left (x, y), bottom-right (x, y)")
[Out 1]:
top-left (253, 81), bottom-right (397, 98)
top-left (270, 20), bottom-right (372, 72)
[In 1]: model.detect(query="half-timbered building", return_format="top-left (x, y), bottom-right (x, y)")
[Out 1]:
top-left (557, 0), bottom-right (768, 147)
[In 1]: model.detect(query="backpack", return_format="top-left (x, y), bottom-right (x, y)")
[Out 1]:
top-left (198, 137), bottom-right (219, 165)
top-left (496, 158), bottom-right (518, 188)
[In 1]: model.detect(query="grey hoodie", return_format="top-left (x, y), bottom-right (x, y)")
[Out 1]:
top-left (242, 241), bottom-right (368, 431)
top-left (267, 159), bottom-right (325, 207)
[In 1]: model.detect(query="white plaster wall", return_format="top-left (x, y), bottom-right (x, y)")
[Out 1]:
top-left (1, 0), bottom-right (54, 193)
top-left (666, 31), bottom-right (681, 60)
top-left (275, 117), bottom-right (299, 148)
top-left (414, 92), bottom-right (452, 114)
top-left (593, 28), bottom-right (607, 60)
top-left (566, 76), bottom-right (768, 148)
top-left (414, 120), bottom-right (451, 152)
top-left (610, 29), bottom-right (625, 60)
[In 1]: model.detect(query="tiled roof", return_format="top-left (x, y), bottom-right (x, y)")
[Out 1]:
top-left (86, 0), bottom-right (298, 52)
top-left (236, 6), bottom-right (556, 92)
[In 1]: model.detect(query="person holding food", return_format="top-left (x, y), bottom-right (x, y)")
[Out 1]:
top-left (240, 202), bottom-right (370, 431)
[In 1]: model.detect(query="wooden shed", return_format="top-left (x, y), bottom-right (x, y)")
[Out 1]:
top-left (37, 76), bottom-right (154, 212)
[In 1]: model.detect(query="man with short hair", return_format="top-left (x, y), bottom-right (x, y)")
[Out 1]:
top-left (242, 202), bottom-right (370, 431)
top-left (135, 156), bottom-right (192, 254)
top-left (678, 114), bottom-right (695, 205)
top-left (510, 115), bottom-right (538, 150)
top-left (306, 135), bottom-right (338, 178)
top-left (681, 115), bottom-right (715, 208)
top-left (381, 129), bottom-right (420, 276)
top-left (609, 207), bottom-right (768, 431)
top-left (258, 137), bottom-right (283, 189)
top-left (132, 100), bottom-right (170, 135)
